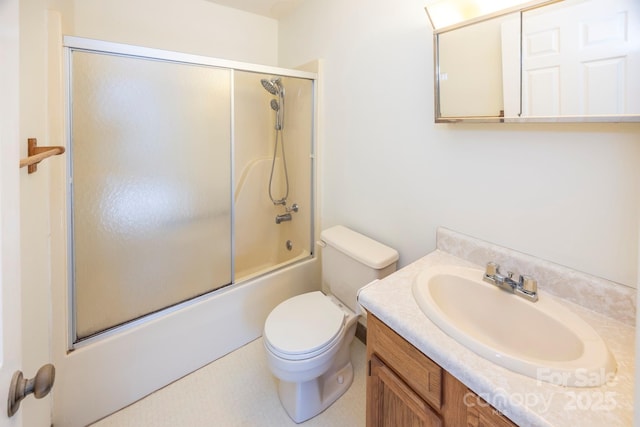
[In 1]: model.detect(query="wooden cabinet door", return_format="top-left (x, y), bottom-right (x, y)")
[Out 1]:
top-left (368, 355), bottom-right (442, 427)
top-left (466, 392), bottom-right (518, 427)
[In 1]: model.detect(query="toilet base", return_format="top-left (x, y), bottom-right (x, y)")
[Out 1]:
top-left (265, 296), bottom-right (359, 423)
top-left (278, 360), bottom-right (354, 423)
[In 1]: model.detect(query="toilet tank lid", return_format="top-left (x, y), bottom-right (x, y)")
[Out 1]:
top-left (321, 225), bottom-right (399, 269)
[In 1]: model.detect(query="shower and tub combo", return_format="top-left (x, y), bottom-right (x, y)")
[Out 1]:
top-left (260, 77), bottom-right (300, 225)
top-left (234, 72), bottom-right (312, 280)
top-left (55, 37), bottom-right (318, 426)
top-left (69, 54), bottom-right (315, 341)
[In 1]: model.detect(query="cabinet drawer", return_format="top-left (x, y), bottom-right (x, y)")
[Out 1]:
top-left (368, 314), bottom-right (442, 410)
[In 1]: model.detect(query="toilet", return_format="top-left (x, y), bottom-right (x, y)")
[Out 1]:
top-left (263, 225), bottom-right (399, 423)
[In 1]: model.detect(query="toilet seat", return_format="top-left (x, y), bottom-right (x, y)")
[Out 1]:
top-left (264, 291), bottom-right (346, 361)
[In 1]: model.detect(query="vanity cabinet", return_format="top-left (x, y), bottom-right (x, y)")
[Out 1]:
top-left (366, 314), bottom-right (517, 427)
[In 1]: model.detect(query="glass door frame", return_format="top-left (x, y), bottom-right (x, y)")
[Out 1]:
top-left (63, 36), bottom-right (318, 350)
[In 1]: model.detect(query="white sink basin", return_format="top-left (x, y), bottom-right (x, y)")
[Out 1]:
top-left (412, 265), bottom-right (616, 387)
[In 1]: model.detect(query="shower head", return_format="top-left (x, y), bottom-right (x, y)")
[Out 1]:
top-left (262, 77), bottom-right (285, 130)
top-left (261, 78), bottom-right (281, 95)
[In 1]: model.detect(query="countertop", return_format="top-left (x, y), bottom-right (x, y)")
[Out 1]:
top-left (357, 249), bottom-right (635, 427)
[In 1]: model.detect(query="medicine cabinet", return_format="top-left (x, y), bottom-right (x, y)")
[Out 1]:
top-left (432, 0), bottom-right (640, 123)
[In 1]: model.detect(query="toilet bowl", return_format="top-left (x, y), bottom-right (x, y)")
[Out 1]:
top-left (264, 292), bottom-right (358, 423)
top-left (263, 226), bottom-right (399, 423)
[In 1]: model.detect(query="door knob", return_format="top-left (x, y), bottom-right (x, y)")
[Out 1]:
top-left (7, 364), bottom-right (55, 417)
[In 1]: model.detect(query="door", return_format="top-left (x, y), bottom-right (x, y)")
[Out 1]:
top-left (522, 0), bottom-right (640, 116)
top-left (368, 356), bottom-right (442, 427)
top-left (0, 0), bottom-right (23, 426)
top-left (52, 40), bottom-right (234, 427)
top-left (69, 50), bottom-right (232, 340)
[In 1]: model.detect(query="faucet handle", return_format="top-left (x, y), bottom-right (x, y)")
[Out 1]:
top-left (485, 262), bottom-right (500, 276)
top-left (520, 275), bottom-right (537, 294)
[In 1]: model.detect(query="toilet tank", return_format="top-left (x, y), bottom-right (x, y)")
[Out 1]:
top-left (320, 226), bottom-right (399, 312)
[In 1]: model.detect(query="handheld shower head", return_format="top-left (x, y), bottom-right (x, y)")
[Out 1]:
top-left (260, 78), bottom-right (280, 95)
top-left (261, 77), bottom-right (285, 130)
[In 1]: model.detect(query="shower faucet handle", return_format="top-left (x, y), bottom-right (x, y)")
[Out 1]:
top-left (286, 203), bottom-right (299, 213)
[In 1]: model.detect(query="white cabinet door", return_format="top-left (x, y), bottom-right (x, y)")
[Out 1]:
top-left (522, 0), bottom-right (640, 117)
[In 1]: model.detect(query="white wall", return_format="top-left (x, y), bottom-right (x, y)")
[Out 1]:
top-left (69, 0), bottom-right (279, 65)
top-left (278, 0), bottom-right (640, 288)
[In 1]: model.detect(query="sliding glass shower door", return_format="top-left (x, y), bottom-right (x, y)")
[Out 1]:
top-left (70, 51), bottom-right (232, 341)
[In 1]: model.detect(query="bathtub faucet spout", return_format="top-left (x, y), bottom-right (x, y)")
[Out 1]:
top-left (275, 213), bottom-right (292, 224)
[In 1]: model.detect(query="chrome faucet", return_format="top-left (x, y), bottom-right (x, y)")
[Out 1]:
top-left (275, 203), bottom-right (299, 224)
top-left (483, 262), bottom-right (538, 302)
top-left (275, 213), bottom-right (292, 224)
top-left (286, 203), bottom-right (299, 213)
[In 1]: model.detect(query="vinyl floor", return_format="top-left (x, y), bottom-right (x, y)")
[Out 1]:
top-left (91, 337), bottom-right (366, 427)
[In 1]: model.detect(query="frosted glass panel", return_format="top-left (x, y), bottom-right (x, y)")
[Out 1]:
top-left (71, 51), bottom-right (232, 340)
